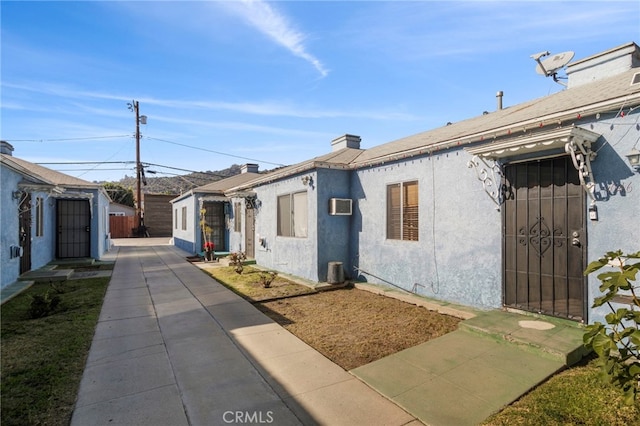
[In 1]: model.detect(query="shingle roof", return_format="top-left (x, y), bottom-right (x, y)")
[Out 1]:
top-left (1, 154), bottom-right (102, 189)
top-left (196, 172), bottom-right (262, 194)
top-left (226, 147), bottom-right (365, 190)
top-left (353, 67), bottom-right (640, 166)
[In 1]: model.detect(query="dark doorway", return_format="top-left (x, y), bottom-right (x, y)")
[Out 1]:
top-left (19, 193), bottom-right (32, 274)
top-left (503, 156), bottom-right (586, 321)
top-left (57, 199), bottom-right (91, 258)
top-left (202, 202), bottom-right (225, 251)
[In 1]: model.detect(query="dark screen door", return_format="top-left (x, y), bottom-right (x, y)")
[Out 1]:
top-left (503, 157), bottom-right (586, 321)
top-left (19, 193), bottom-right (32, 274)
top-left (57, 199), bottom-right (91, 258)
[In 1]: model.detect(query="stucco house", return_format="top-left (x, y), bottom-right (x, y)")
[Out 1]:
top-left (171, 164), bottom-right (261, 256)
top-left (227, 42), bottom-right (640, 325)
top-left (1, 141), bottom-right (112, 290)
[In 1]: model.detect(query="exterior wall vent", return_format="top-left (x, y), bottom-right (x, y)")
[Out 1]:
top-left (632, 72), bottom-right (640, 86)
top-left (329, 198), bottom-right (352, 216)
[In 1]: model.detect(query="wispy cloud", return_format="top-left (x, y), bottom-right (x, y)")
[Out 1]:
top-left (3, 81), bottom-right (417, 121)
top-left (222, 0), bottom-right (329, 77)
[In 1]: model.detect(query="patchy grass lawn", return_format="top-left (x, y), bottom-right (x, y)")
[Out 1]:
top-left (1, 277), bottom-right (109, 426)
top-left (483, 355), bottom-right (640, 426)
top-left (200, 264), bottom-right (316, 301)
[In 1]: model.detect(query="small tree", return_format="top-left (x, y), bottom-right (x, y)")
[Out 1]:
top-left (229, 252), bottom-right (246, 274)
top-left (200, 208), bottom-right (213, 250)
top-left (583, 250), bottom-right (640, 404)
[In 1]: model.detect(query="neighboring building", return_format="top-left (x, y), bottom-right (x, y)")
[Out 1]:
top-left (143, 194), bottom-right (176, 237)
top-left (109, 202), bottom-right (135, 216)
top-left (227, 42), bottom-right (640, 325)
top-left (1, 141), bottom-right (112, 290)
top-left (171, 164), bottom-right (261, 255)
top-left (108, 202), bottom-right (136, 238)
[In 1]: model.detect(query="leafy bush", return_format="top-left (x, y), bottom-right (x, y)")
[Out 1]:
top-left (583, 250), bottom-right (640, 404)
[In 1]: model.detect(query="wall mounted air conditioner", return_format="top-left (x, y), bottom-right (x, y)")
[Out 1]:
top-left (329, 198), bottom-right (352, 216)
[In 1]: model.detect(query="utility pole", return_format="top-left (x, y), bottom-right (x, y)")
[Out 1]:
top-left (128, 100), bottom-right (147, 237)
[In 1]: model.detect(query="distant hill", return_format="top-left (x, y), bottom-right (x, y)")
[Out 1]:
top-left (115, 164), bottom-right (243, 195)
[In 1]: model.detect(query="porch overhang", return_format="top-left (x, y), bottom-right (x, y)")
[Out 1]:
top-left (466, 126), bottom-right (602, 208)
top-left (465, 127), bottom-right (601, 160)
top-left (198, 195), bottom-right (228, 203)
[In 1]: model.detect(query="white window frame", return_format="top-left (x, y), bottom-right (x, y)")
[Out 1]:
top-left (277, 191), bottom-right (307, 238)
top-left (386, 180), bottom-right (419, 241)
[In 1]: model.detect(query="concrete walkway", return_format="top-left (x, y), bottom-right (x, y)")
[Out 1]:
top-left (71, 240), bottom-right (418, 426)
top-left (71, 239), bottom-right (587, 425)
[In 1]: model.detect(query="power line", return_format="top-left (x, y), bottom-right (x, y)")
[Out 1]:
top-left (36, 161), bottom-right (135, 165)
top-left (144, 136), bottom-right (286, 167)
top-left (54, 168), bottom-right (133, 172)
top-left (6, 135), bottom-right (131, 142)
top-left (142, 161), bottom-right (230, 179)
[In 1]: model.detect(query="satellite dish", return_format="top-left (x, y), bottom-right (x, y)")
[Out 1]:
top-left (531, 50), bottom-right (574, 86)
top-left (535, 51), bottom-right (574, 76)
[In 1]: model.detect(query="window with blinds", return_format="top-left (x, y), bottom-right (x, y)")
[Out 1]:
top-left (387, 181), bottom-right (418, 241)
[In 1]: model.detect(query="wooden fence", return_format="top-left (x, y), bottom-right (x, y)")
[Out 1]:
top-left (109, 216), bottom-right (136, 238)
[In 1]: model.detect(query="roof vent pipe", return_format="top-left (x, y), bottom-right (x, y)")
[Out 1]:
top-left (496, 91), bottom-right (503, 110)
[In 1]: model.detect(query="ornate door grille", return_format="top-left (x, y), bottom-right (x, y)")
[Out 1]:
top-left (503, 157), bottom-right (586, 321)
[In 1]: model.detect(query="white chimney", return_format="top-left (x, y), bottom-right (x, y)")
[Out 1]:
top-left (241, 163), bottom-right (259, 174)
top-left (331, 134), bottom-right (361, 152)
top-left (566, 42), bottom-right (640, 88)
top-left (1, 141), bottom-right (14, 156)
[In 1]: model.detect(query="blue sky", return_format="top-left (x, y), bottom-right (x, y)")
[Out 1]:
top-left (2, 1), bottom-right (639, 183)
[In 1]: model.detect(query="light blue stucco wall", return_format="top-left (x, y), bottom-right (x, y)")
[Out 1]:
top-left (316, 168), bottom-right (351, 282)
top-left (1, 166), bottom-right (23, 289)
top-left (29, 191), bottom-right (57, 271)
top-left (1, 166), bottom-right (110, 288)
top-left (245, 113), bottom-right (638, 320)
top-left (580, 113), bottom-right (640, 324)
top-left (254, 172), bottom-right (319, 281)
top-left (351, 151), bottom-right (503, 310)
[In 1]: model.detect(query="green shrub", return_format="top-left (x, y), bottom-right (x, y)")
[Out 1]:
top-left (583, 249), bottom-right (640, 405)
top-left (28, 291), bottom-right (61, 319)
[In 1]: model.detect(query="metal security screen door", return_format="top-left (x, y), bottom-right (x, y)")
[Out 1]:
top-left (19, 193), bottom-right (32, 274)
top-left (503, 157), bottom-right (586, 321)
top-left (57, 199), bottom-right (91, 258)
top-left (203, 202), bottom-right (225, 250)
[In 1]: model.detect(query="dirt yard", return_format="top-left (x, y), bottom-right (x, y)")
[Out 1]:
top-left (255, 287), bottom-right (461, 370)
top-left (201, 264), bottom-right (462, 370)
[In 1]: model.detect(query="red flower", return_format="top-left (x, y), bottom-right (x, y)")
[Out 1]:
top-left (204, 241), bottom-right (215, 251)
